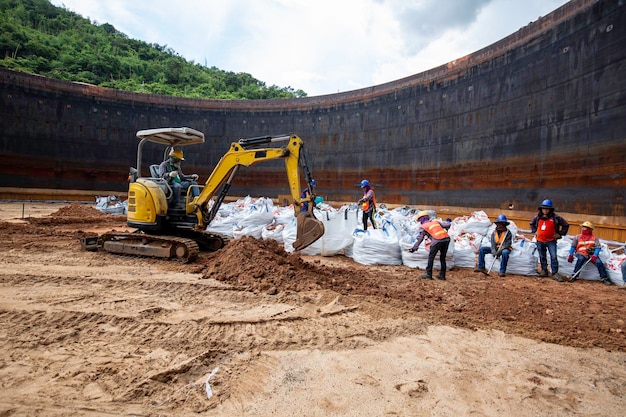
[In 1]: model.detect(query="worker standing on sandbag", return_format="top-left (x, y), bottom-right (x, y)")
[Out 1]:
top-left (407, 211), bottom-right (451, 280)
top-left (474, 214), bottom-right (513, 277)
top-left (357, 179), bottom-right (377, 230)
top-left (530, 199), bottom-right (569, 282)
top-left (567, 221), bottom-right (611, 285)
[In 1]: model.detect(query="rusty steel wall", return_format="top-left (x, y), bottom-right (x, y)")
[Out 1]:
top-left (0, 0), bottom-right (625, 216)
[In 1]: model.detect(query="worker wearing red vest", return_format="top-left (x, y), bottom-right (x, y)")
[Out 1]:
top-left (529, 199), bottom-right (569, 282)
top-left (567, 221), bottom-right (611, 284)
top-left (408, 211), bottom-right (451, 280)
top-left (357, 179), bottom-right (377, 231)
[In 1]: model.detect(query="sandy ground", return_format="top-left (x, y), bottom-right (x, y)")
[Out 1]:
top-left (0, 201), bottom-right (624, 416)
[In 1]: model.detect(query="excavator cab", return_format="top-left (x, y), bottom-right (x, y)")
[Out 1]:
top-left (108, 128), bottom-right (324, 260)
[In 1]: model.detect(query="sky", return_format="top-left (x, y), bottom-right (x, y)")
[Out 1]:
top-left (50, 0), bottom-right (569, 97)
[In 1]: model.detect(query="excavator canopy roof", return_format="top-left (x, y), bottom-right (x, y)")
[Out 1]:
top-left (136, 127), bottom-right (205, 147)
top-left (134, 127), bottom-right (205, 178)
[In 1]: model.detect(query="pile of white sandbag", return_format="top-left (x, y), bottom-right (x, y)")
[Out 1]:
top-left (201, 196), bottom-right (625, 286)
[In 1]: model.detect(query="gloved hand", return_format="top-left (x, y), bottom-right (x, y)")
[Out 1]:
top-left (446, 218), bottom-right (452, 222)
top-left (567, 254), bottom-right (574, 263)
top-left (191, 173), bottom-right (199, 181)
top-left (495, 249), bottom-right (503, 259)
top-left (169, 171), bottom-right (179, 178)
top-left (590, 255), bottom-right (598, 264)
top-left (408, 248), bottom-right (416, 253)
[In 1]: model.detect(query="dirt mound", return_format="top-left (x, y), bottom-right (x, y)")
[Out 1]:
top-left (50, 202), bottom-right (105, 217)
top-left (28, 202), bottom-right (126, 225)
top-left (201, 237), bottom-right (443, 304)
top-left (201, 236), bottom-right (339, 293)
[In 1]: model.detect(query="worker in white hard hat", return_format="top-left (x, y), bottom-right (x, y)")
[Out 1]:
top-left (157, 148), bottom-right (200, 207)
top-left (567, 221), bottom-right (611, 285)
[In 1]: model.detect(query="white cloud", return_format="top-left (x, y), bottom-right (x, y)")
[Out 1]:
top-left (51, 0), bottom-right (568, 96)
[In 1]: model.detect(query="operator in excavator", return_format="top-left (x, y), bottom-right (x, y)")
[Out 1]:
top-left (158, 148), bottom-right (200, 206)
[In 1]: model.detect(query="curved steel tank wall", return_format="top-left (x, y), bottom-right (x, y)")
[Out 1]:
top-left (0, 0), bottom-right (624, 216)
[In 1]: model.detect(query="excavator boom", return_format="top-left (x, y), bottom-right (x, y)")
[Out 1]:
top-left (192, 134), bottom-right (324, 250)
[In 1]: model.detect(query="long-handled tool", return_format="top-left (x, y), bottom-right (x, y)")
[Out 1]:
top-left (487, 235), bottom-right (507, 274)
top-left (569, 256), bottom-right (592, 282)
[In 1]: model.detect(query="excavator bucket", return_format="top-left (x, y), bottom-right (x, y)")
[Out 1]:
top-left (292, 211), bottom-right (325, 251)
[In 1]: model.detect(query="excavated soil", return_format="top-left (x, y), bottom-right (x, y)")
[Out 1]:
top-left (0, 202), bottom-right (624, 416)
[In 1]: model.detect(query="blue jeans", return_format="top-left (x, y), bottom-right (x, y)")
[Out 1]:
top-left (478, 246), bottom-right (510, 273)
top-left (573, 253), bottom-right (608, 279)
top-left (171, 180), bottom-right (199, 205)
top-left (536, 240), bottom-right (558, 274)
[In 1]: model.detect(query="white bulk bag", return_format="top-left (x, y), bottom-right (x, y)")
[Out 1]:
top-left (352, 221), bottom-right (402, 266)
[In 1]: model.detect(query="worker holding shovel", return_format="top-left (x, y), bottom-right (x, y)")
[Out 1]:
top-left (567, 221), bottom-right (611, 285)
top-left (474, 214), bottom-right (513, 277)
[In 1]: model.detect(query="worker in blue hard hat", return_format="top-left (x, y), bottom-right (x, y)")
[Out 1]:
top-left (474, 214), bottom-right (513, 277)
top-left (529, 199), bottom-right (570, 282)
top-left (357, 179), bottom-right (377, 230)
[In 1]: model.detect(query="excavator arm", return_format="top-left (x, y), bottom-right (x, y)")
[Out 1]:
top-left (192, 134), bottom-right (324, 250)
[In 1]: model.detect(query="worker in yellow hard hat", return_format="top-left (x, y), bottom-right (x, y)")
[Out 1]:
top-left (567, 221), bottom-right (611, 284)
top-left (157, 148), bottom-right (200, 207)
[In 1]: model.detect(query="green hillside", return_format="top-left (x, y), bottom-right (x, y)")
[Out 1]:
top-left (0, 0), bottom-right (307, 99)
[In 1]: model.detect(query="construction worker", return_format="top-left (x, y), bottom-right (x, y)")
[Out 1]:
top-left (158, 148), bottom-right (199, 207)
top-left (474, 214), bottom-right (513, 277)
top-left (408, 211), bottom-right (451, 280)
top-left (357, 179), bottom-right (377, 230)
top-left (567, 221), bottom-right (611, 285)
top-left (530, 199), bottom-right (569, 282)
top-left (300, 188), bottom-right (310, 212)
top-left (622, 241), bottom-right (626, 285)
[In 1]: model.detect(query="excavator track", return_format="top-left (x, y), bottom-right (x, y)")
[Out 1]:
top-left (183, 230), bottom-right (229, 252)
top-left (96, 232), bottom-right (201, 263)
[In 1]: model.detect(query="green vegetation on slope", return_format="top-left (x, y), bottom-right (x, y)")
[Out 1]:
top-left (0, 0), bottom-right (307, 99)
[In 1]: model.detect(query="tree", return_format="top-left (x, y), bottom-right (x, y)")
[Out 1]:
top-left (0, 0), bottom-right (307, 99)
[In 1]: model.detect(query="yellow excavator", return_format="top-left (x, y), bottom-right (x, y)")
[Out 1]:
top-left (82, 127), bottom-right (325, 262)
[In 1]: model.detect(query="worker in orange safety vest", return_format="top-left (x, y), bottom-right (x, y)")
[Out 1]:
top-left (357, 179), bottom-right (377, 231)
top-left (567, 221), bottom-right (611, 285)
top-left (408, 211), bottom-right (451, 280)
